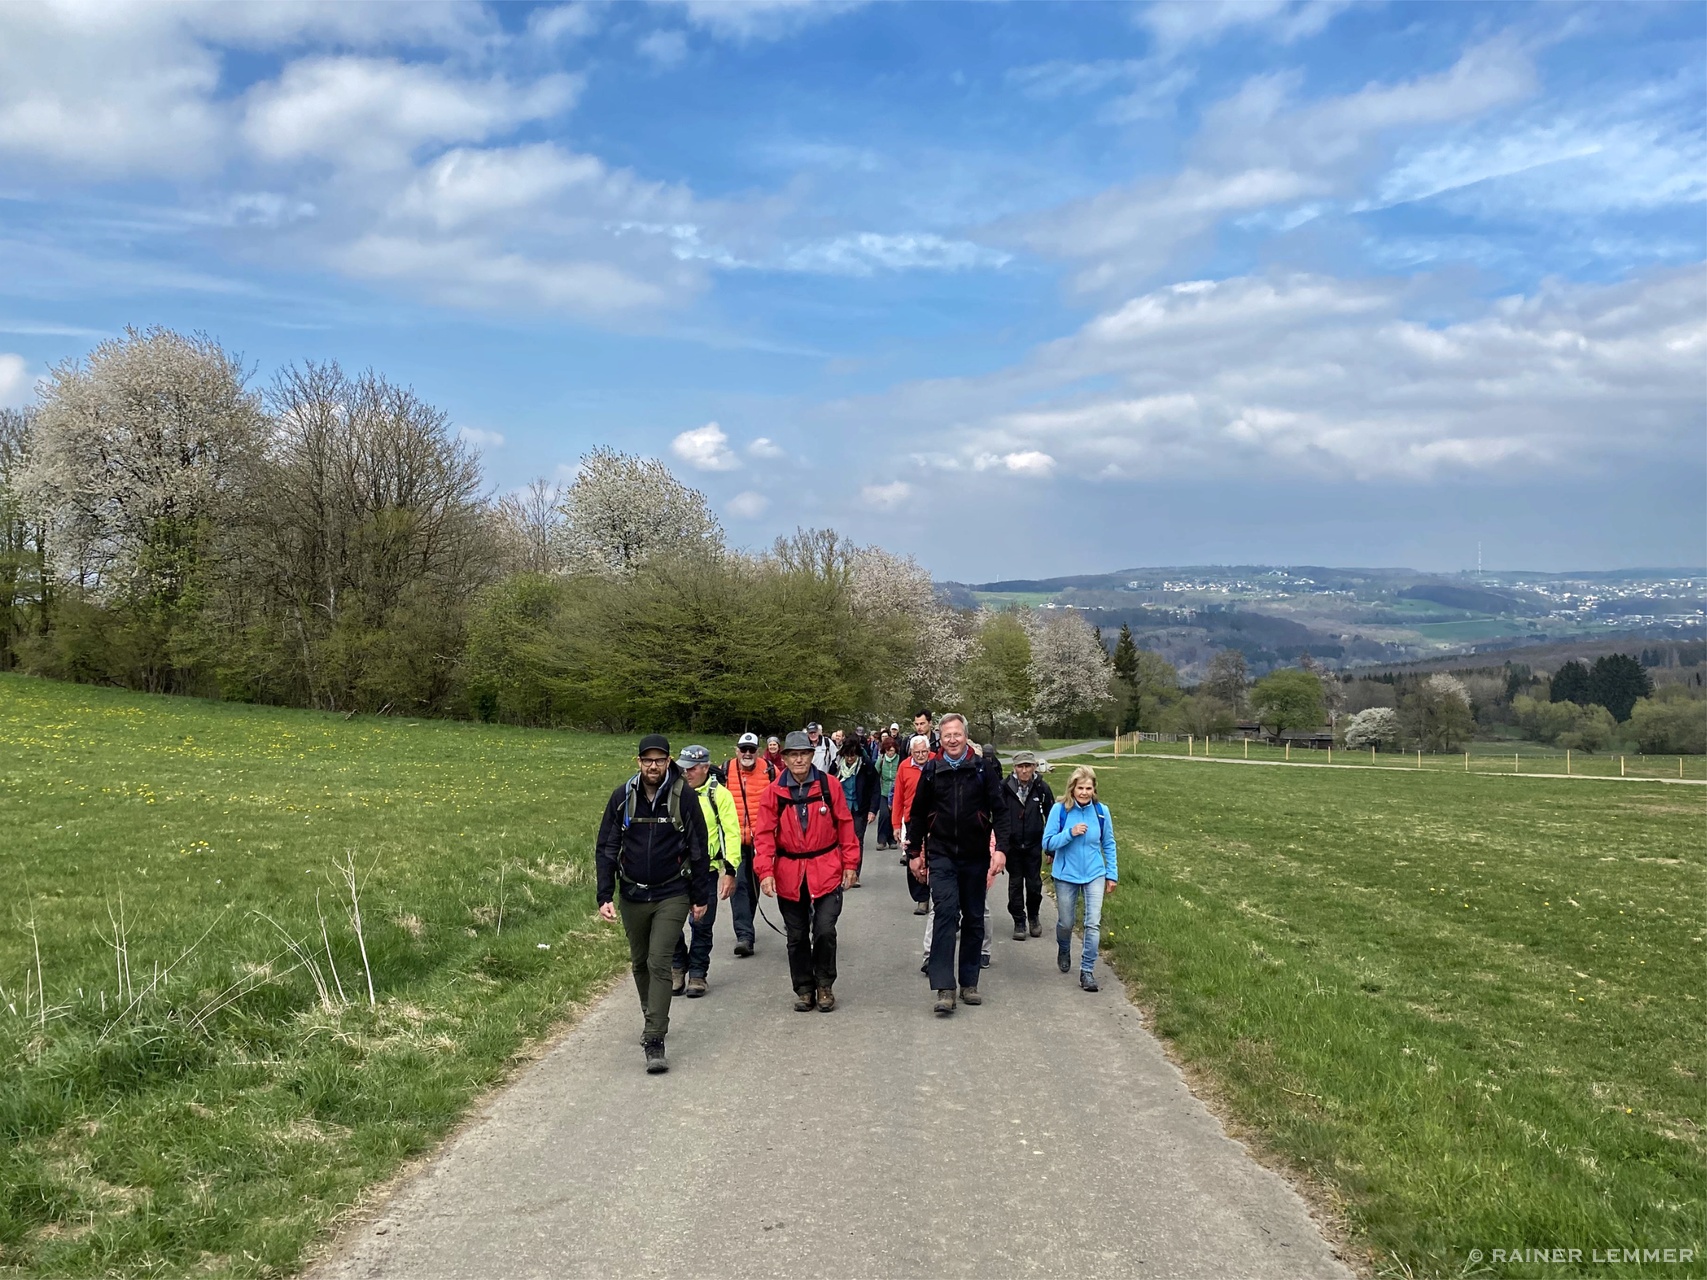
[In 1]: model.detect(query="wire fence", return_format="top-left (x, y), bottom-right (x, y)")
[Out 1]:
top-left (1104, 732), bottom-right (1707, 781)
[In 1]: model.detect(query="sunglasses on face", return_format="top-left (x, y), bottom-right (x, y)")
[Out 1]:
top-left (738, 746), bottom-right (757, 753)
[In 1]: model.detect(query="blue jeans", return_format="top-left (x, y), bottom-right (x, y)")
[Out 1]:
top-left (1055, 878), bottom-right (1105, 974)
top-left (673, 894), bottom-right (717, 978)
top-left (731, 849), bottom-right (757, 946)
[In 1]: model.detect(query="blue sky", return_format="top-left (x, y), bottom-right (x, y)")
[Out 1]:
top-left (1, 0), bottom-right (1702, 581)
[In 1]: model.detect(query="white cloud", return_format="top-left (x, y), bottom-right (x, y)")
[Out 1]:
top-left (639, 30), bottom-right (691, 68)
top-left (728, 490), bottom-right (769, 519)
top-left (667, 0), bottom-right (863, 40)
top-left (0, 2), bottom-right (496, 177)
top-left (457, 425), bottom-right (505, 449)
top-left (748, 437), bottom-right (785, 458)
top-left (862, 481), bottom-right (913, 510)
top-left (1016, 37), bottom-right (1538, 293)
top-left (529, 3), bottom-right (601, 43)
top-left (0, 354), bottom-right (31, 407)
top-left (1139, 0), bottom-right (1353, 55)
top-left (243, 57), bottom-right (579, 169)
top-left (850, 267), bottom-right (1705, 484)
top-left (974, 449), bottom-right (1057, 477)
top-left (784, 232), bottom-right (1010, 276)
top-left (672, 422), bottom-right (741, 471)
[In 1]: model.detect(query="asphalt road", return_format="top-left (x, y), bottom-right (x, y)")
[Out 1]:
top-left (314, 808), bottom-right (1353, 1280)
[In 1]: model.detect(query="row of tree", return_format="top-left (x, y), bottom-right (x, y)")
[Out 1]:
top-left (0, 327), bottom-right (1122, 735)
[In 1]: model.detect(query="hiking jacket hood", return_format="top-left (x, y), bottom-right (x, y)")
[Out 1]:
top-left (594, 764), bottom-right (715, 906)
top-left (905, 749), bottom-right (1012, 861)
top-left (752, 766), bottom-right (860, 900)
top-left (1001, 773), bottom-right (1056, 856)
top-left (1043, 798), bottom-right (1118, 885)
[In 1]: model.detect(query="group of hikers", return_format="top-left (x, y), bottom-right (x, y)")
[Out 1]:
top-left (595, 711), bottom-right (1119, 1073)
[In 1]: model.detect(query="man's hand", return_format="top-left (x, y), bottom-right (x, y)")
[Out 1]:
top-left (718, 873), bottom-right (735, 901)
top-left (908, 854), bottom-right (926, 883)
top-left (867, 811), bottom-right (877, 824)
top-left (987, 849), bottom-right (1007, 888)
top-left (597, 901), bottom-right (617, 923)
top-left (692, 903), bottom-right (708, 921)
top-left (1105, 879), bottom-right (1117, 896)
top-left (841, 869), bottom-right (857, 890)
top-left (761, 876), bottom-right (777, 898)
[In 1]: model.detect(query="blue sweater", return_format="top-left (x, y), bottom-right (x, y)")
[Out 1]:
top-left (1042, 799), bottom-right (1117, 885)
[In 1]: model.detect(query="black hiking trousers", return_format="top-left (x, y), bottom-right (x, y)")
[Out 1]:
top-left (779, 882), bottom-right (843, 993)
top-left (1007, 847), bottom-right (1043, 927)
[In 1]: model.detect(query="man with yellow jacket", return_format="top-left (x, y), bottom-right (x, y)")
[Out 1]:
top-left (671, 745), bottom-right (743, 998)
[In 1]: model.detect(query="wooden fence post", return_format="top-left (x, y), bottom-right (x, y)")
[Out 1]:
top-left (1244, 738), bottom-right (1249, 759)
top-left (1566, 749), bottom-right (1571, 775)
top-left (1285, 742), bottom-right (1291, 761)
top-left (1620, 756), bottom-right (1626, 777)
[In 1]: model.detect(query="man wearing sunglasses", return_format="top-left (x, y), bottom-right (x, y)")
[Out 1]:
top-left (724, 731), bottom-right (774, 956)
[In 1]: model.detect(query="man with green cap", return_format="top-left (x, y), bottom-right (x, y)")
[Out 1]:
top-left (596, 734), bottom-right (713, 1074)
top-left (670, 744), bottom-right (742, 998)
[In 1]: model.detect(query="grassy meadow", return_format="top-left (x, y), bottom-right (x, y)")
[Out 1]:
top-left (0, 674), bottom-right (637, 1277)
top-left (1076, 753), bottom-right (1706, 1278)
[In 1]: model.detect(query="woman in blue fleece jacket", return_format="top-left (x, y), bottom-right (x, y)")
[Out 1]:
top-left (1042, 765), bottom-right (1117, 992)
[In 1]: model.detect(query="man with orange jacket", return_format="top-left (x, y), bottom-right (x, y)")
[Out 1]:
top-left (754, 729), bottom-right (860, 1012)
top-left (724, 731), bottom-right (776, 957)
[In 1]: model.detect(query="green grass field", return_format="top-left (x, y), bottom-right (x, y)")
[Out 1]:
top-left (1074, 755), bottom-right (1705, 1278)
top-left (0, 674), bottom-right (635, 1277)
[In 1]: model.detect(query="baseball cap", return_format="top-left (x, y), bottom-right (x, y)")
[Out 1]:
top-left (637, 733), bottom-right (670, 758)
top-left (783, 730), bottom-right (813, 751)
top-left (737, 732), bottom-right (760, 749)
top-left (676, 744), bottom-right (711, 767)
top-left (805, 721), bottom-right (822, 733)
top-left (1012, 750), bottom-right (1039, 765)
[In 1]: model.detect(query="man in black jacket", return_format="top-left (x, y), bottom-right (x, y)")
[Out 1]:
top-left (906, 713), bottom-right (1010, 1015)
top-left (1001, 751), bottom-right (1055, 940)
top-left (596, 734), bottom-right (713, 1074)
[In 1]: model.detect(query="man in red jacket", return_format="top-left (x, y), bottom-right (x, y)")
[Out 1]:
top-left (754, 729), bottom-right (860, 1012)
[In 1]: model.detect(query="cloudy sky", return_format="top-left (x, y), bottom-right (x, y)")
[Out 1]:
top-left (1, 0), bottom-right (1702, 581)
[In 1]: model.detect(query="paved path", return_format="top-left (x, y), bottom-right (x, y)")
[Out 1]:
top-left (315, 841), bottom-right (1354, 1280)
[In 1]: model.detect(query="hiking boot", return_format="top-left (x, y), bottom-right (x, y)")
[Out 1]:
top-left (1029, 919), bottom-right (1043, 938)
top-left (793, 988), bottom-right (818, 1012)
top-left (685, 975), bottom-right (708, 998)
top-left (1057, 945), bottom-right (1071, 973)
top-left (933, 989), bottom-right (956, 1015)
top-left (671, 967), bottom-right (686, 995)
top-left (1080, 970), bottom-right (1099, 993)
top-left (643, 1038), bottom-right (668, 1073)
top-left (816, 986), bottom-right (836, 1012)
top-left (1012, 923), bottom-right (1027, 941)
top-left (960, 986), bottom-right (982, 1006)
top-left (920, 959), bottom-right (929, 974)
top-left (913, 901), bottom-right (929, 915)
top-left (732, 940), bottom-right (754, 957)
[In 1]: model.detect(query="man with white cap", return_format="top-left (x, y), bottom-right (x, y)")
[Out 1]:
top-left (724, 731), bottom-right (775, 956)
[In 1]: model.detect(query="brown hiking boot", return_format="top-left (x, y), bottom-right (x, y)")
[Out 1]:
top-left (685, 975), bottom-right (708, 998)
top-left (816, 986), bottom-right (836, 1012)
top-left (933, 989), bottom-right (956, 1015)
top-left (960, 986), bottom-right (982, 1005)
top-left (671, 967), bottom-right (686, 995)
top-left (793, 987), bottom-right (817, 1012)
